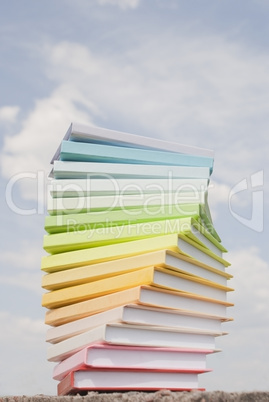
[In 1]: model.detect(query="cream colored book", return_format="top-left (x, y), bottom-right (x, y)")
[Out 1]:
top-left (46, 303), bottom-right (231, 344)
top-left (45, 285), bottom-right (234, 327)
top-left (47, 322), bottom-right (224, 362)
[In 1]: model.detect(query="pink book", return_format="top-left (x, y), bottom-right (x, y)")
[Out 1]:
top-left (57, 368), bottom-right (207, 395)
top-left (53, 342), bottom-right (215, 381)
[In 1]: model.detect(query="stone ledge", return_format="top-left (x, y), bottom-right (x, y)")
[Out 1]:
top-left (1, 391), bottom-right (269, 402)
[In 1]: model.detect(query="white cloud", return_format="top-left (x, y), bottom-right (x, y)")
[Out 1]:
top-left (203, 246), bottom-right (269, 391)
top-left (1, 85), bottom-right (95, 177)
top-left (1, 32), bottom-right (269, 201)
top-left (0, 105), bottom-right (20, 123)
top-left (97, 0), bottom-right (140, 9)
top-left (0, 240), bottom-right (44, 270)
top-left (228, 246), bottom-right (269, 325)
top-left (0, 272), bottom-right (42, 294)
top-left (0, 311), bottom-right (55, 395)
top-left (0, 311), bottom-right (45, 342)
top-left (0, 85), bottom-right (97, 199)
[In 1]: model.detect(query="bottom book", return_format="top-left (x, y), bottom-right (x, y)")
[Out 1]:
top-left (57, 368), bottom-right (208, 395)
top-left (53, 342), bottom-right (215, 381)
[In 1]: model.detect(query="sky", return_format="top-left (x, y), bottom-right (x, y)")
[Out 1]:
top-left (0, 0), bottom-right (269, 395)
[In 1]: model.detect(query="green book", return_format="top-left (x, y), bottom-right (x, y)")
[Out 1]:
top-left (43, 216), bottom-right (227, 256)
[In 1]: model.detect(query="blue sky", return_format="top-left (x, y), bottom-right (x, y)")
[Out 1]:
top-left (0, 0), bottom-right (269, 395)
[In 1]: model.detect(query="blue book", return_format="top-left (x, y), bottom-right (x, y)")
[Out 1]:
top-left (59, 141), bottom-right (214, 172)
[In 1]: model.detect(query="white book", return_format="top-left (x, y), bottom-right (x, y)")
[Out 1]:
top-left (47, 322), bottom-right (224, 362)
top-left (48, 177), bottom-right (209, 198)
top-left (46, 304), bottom-right (229, 344)
top-left (53, 343), bottom-right (215, 381)
top-left (46, 190), bottom-right (208, 216)
top-left (51, 122), bottom-right (214, 163)
top-left (51, 160), bottom-right (211, 180)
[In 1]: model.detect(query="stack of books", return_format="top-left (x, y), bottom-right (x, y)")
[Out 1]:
top-left (41, 122), bottom-right (233, 395)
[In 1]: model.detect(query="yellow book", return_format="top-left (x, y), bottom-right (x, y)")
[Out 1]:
top-left (42, 249), bottom-right (233, 291)
top-left (42, 265), bottom-right (233, 309)
top-left (45, 285), bottom-right (234, 327)
top-left (41, 233), bottom-right (230, 274)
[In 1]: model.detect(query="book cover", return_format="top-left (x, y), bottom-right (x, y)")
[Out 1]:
top-left (45, 201), bottom-right (208, 231)
top-left (41, 265), bottom-right (233, 309)
top-left (41, 249), bottom-right (232, 291)
top-left (47, 322), bottom-right (224, 362)
top-left (59, 140), bottom-right (214, 171)
top-left (42, 217), bottom-right (226, 257)
top-left (49, 177), bottom-right (209, 198)
top-left (57, 368), bottom-right (207, 395)
top-left (51, 122), bottom-right (214, 163)
top-left (53, 343), bottom-right (215, 381)
top-left (41, 232), bottom-right (230, 273)
top-left (52, 160), bottom-right (211, 180)
top-left (45, 285), bottom-right (233, 327)
top-left (45, 202), bottom-right (212, 234)
top-left (46, 303), bottom-right (231, 344)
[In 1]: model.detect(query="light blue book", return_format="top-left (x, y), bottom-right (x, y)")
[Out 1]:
top-left (60, 140), bottom-right (214, 172)
top-left (51, 122), bottom-right (214, 162)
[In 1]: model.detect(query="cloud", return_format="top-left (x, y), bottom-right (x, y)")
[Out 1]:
top-left (1, 85), bottom-right (96, 177)
top-left (97, 0), bottom-right (140, 8)
top-left (0, 85), bottom-right (97, 200)
top-left (228, 246), bottom-right (269, 326)
top-left (0, 240), bottom-right (44, 270)
top-left (202, 246), bottom-right (269, 391)
top-left (0, 272), bottom-right (42, 294)
top-left (0, 106), bottom-right (20, 123)
top-left (0, 311), bottom-right (45, 342)
top-left (1, 31), bottom-right (269, 202)
top-left (0, 311), bottom-right (55, 395)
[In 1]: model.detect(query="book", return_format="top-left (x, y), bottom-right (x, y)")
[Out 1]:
top-left (45, 202), bottom-right (213, 234)
top-left (49, 177), bottom-right (209, 198)
top-left (41, 233), bottom-right (230, 273)
top-left (47, 322), bottom-right (224, 362)
top-left (42, 265), bottom-right (233, 309)
top-left (44, 285), bottom-right (233, 327)
top-left (51, 160), bottom-right (211, 180)
top-left (51, 122), bottom-right (214, 163)
top-left (59, 140), bottom-right (214, 171)
top-left (42, 249), bottom-right (232, 291)
top-left (43, 217), bottom-right (226, 258)
top-left (46, 304), bottom-right (230, 344)
top-left (57, 368), bottom-right (207, 394)
top-left (46, 192), bottom-right (209, 217)
top-left (53, 343), bottom-right (215, 381)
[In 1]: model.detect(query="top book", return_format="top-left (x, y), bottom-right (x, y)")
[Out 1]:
top-left (51, 122), bottom-right (214, 163)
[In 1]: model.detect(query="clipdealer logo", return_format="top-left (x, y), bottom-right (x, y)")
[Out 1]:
top-left (4, 170), bottom-right (264, 234)
top-left (228, 170), bottom-right (264, 232)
